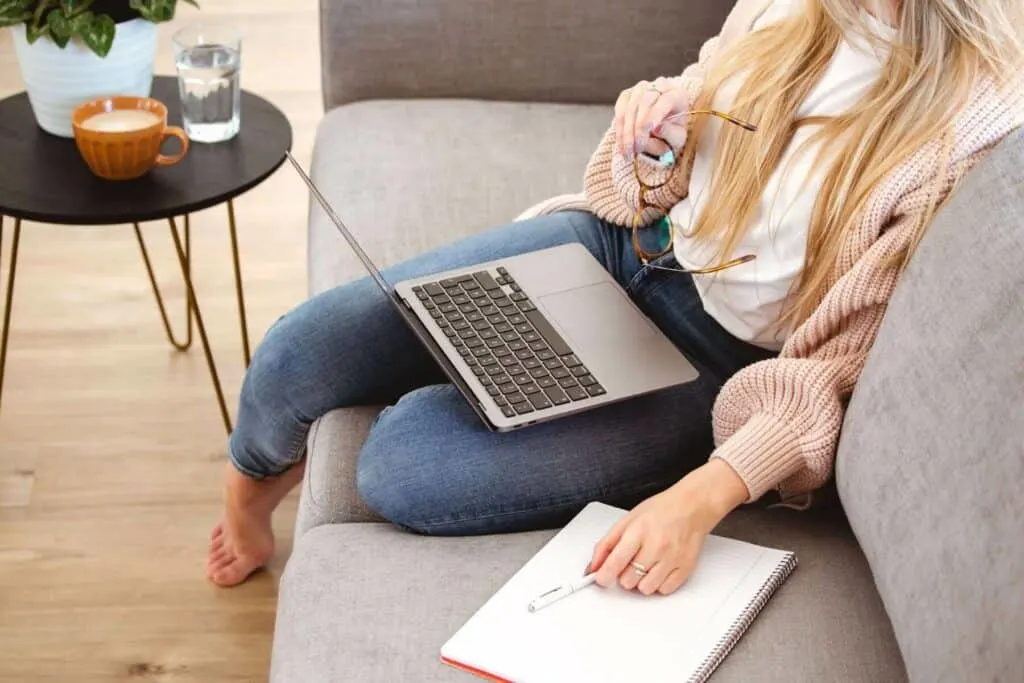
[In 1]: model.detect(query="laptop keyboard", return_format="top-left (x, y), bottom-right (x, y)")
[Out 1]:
top-left (413, 267), bottom-right (607, 419)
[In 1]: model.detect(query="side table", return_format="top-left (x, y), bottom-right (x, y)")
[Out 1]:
top-left (0, 76), bottom-right (293, 434)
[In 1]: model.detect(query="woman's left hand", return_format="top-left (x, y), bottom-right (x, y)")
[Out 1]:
top-left (587, 460), bottom-right (749, 596)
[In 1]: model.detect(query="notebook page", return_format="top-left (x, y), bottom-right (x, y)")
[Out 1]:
top-left (441, 502), bottom-right (794, 683)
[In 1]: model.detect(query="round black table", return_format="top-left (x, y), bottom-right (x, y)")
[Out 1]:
top-left (0, 75), bottom-right (293, 433)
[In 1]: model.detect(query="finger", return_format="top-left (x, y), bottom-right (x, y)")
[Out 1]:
top-left (595, 530), bottom-right (641, 588)
top-left (618, 544), bottom-right (661, 592)
top-left (636, 559), bottom-right (675, 596)
top-left (645, 93), bottom-right (681, 140)
top-left (657, 121), bottom-right (689, 151)
top-left (623, 83), bottom-right (653, 159)
top-left (630, 89), bottom-right (664, 159)
top-left (642, 136), bottom-right (670, 159)
top-left (657, 568), bottom-right (690, 596)
top-left (613, 88), bottom-right (633, 157)
top-left (589, 514), bottom-right (631, 574)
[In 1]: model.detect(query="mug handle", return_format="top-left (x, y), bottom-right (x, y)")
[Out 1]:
top-left (156, 126), bottom-right (190, 166)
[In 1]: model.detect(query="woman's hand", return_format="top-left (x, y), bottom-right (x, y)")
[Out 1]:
top-left (587, 460), bottom-right (749, 596)
top-left (613, 76), bottom-right (693, 160)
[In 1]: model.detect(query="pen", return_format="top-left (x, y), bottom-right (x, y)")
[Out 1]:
top-left (527, 572), bottom-right (599, 613)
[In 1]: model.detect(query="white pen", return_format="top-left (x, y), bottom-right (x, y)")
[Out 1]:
top-left (527, 572), bottom-right (599, 613)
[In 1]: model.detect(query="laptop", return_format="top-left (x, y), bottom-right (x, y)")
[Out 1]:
top-left (286, 152), bottom-right (698, 432)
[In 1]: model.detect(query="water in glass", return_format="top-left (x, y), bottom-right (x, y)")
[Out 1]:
top-left (175, 43), bottom-right (241, 143)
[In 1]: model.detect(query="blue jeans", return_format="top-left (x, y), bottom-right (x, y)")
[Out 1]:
top-left (229, 211), bottom-right (774, 534)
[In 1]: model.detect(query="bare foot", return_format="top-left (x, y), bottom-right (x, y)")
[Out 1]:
top-left (207, 460), bottom-right (305, 587)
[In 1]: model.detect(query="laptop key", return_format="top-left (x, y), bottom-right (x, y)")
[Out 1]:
top-left (544, 386), bottom-right (569, 405)
top-left (501, 405), bottom-right (517, 418)
top-left (479, 375), bottom-right (493, 385)
top-left (514, 323), bottom-right (532, 334)
top-left (494, 323), bottom-right (513, 334)
top-left (529, 340), bottom-right (547, 352)
top-left (473, 271), bottom-right (501, 291)
top-left (510, 292), bottom-right (528, 302)
top-left (507, 340), bottom-right (526, 351)
top-left (480, 329), bottom-right (498, 340)
top-left (468, 289), bottom-right (487, 299)
top-left (472, 320), bottom-right (490, 331)
top-left (558, 376), bottom-right (578, 388)
top-left (563, 354), bottom-right (582, 368)
top-left (432, 310), bottom-right (446, 320)
top-left (452, 320), bottom-right (470, 330)
top-left (514, 349), bottom-right (533, 360)
top-left (465, 312), bottom-right (484, 323)
top-left (458, 304), bottom-right (476, 314)
top-left (413, 286), bottom-right (428, 299)
top-left (498, 382), bottom-right (517, 394)
top-left (486, 365), bottom-right (505, 376)
top-left (566, 386), bottom-right (588, 401)
top-left (542, 358), bottom-right (562, 370)
top-left (493, 373), bottom-right (511, 385)
top-left (459, 329), bottom-right (477, 340)
top-left (494, 395), bottom-right (508, 407)
top-left (522, 358), bottom-right (542, 370)
top-left (424, 283), bottom-right (444, 296)
top-left (439, 303), bottom-right (457, 314)
top-left (480, 356), bottom-right (498, 367)
top-left (513, 401), bottom-right (535, 416)
top-left (551, 367), bottom-right (571, 379)
top-left (578, 375), bottom-right (597, 386)
top-left (537, 350), bottom-right (555, 361)
top-left (494, 346), bottom-right (512, 358)
top-left (571, 365), bottom-right (590, 377)
top-left (523, 310), bottom-right (573, 356)
top-left (473, 366), bottom-right (487, 377)
top-left (508, 392), bottom-right (528, 404)
top-left (452, 295), bottom-right (471, 305)
top-left (466, 337), bottom-right (484, 348)
top-left (522, 332), bottom-right (540, 343)
top-left (441, 278), bottom-right (461, 289)
top-left (486, 338), bottom-right (505, 349)
top-left (522, 383), bottom-right (540, 395)
top-left (472, 346), bottom-right (491, 358)
top-left (537, 376), bottom-right (557, 389)
top-left (480, 305), bottom-right (499, 316)
top-left (500, 356), bottom-right (519, 367)
top-left (508, 313), bottom-right (526, 325)
top-left (512, 373), bottom-right (532, 386)
top-left (486, 385), bottom-right (500, 397)
top-left (587, 384), bottom-right (607, 397)
top-left (528, 392), bottom-right (553, 410)
top-left (422, 298), bottom-right (437, 309)
top-left (500, 332), bottom-right (519, 343)
top-left (529, 367), bottom-right (548, 379)
top-left (518, 301), bottom-right (537, 312)
top-left (486, 314), bottom-right (503, 324)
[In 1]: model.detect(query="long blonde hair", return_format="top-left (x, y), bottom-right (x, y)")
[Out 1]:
top-left (686, 0), bottom-right (1024, 331)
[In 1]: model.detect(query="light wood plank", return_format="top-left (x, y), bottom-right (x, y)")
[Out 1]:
top-left (0, 0), bottom-right (319, 678)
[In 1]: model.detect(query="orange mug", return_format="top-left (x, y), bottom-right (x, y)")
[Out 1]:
top-left (72, 96), bottom-right (189, 181)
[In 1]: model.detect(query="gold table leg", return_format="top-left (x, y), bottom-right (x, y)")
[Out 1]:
top-left (134, 216), bottom-right (193, 352)
top-left (227, 200), bottom-right (251, 368)
top-left (0, 215), bottom-right (22, 416)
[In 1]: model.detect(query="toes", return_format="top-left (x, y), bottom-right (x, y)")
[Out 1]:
top-left (207, 548), bottom-right (232, 570)
top-left (211, 523), bottom-right (225, 542)
top-left (212, 557), bottom-right (263, 587)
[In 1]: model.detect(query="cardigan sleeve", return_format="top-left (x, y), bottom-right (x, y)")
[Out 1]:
top-left (708, 211), bottom-right (927, 501)
top-left (581, 36), bottom-right (722, 228)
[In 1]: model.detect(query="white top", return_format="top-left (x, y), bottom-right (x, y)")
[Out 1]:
top-left (670, 0), bottom-right (894, 350)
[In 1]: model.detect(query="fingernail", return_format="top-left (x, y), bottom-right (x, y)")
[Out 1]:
top-left (583, 562), bottom-right (592, 576)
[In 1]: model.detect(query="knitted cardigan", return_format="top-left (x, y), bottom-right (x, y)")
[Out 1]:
top-left (517, 34), bottom-right (1024, 505)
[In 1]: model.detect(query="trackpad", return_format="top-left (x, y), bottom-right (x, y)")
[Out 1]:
top-left (539, 283), bottom-right (657, 350)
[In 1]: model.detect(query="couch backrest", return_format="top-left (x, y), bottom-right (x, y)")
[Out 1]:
top-left (319, 0), bottom-right (735, 110)
top-left (836, 128), bottom-right (1024, 681)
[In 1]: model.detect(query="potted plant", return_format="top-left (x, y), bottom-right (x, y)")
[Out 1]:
top-left (0, 0), bottom-right (198, 137)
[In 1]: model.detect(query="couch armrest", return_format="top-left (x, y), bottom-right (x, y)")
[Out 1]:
top-left (320, 0), bottom-right (735, 110)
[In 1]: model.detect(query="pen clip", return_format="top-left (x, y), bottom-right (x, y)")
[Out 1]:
top-left (535, 586), bottom-right (562, 600)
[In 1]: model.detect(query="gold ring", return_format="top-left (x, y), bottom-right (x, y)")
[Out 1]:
top-left (647, 85), bottom-right (662, 96)
top-left (630, 561), bottom-right (649, 576)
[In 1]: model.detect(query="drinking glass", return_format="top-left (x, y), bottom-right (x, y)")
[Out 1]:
top-left (172, 23), bottom-right (242, 143)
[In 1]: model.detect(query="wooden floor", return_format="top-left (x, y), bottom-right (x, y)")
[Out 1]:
top-left (0, 1), bottom-right (321, 679)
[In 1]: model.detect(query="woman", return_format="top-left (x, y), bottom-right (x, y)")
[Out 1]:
top-left (207, 0), bottom-right (1023, 589)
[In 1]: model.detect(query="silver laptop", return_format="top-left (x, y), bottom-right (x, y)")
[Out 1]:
top-left (287, 152), bottom-right (698, 432)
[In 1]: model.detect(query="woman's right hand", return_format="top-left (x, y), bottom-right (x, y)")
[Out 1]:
top-left (614, 76), bottom-right (692, 160)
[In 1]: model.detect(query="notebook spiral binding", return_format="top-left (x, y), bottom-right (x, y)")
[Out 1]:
top-left (687, 553), bottom-right (799, 683)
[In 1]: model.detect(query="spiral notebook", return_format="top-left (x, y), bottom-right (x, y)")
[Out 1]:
top-left (441, 501), bottom-right (797, 683)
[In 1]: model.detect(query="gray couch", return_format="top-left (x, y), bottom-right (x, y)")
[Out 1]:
top-left (270, 1), bottom-right (1024, 680)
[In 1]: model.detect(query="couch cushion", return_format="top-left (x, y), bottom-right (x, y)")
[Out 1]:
top-left (307, 100), bottom-right (612, 295)
top-left (837, 129), bottom-right (1024, 681)
top-left (270, 508), bottom-right (904, 682)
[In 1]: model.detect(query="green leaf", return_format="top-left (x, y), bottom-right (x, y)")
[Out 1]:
top-left (70, 8), bottom-right (92, 32)
top-left (80, 12), bottom-right (113, 56)
top-left (25, 20), bottom-right (49, 43)
top-left (129, 0), bottom-right (175, 23)
top-left (46, 8), bottom-right (72, 37)
top-left (0, 4), bottom-right (32, 28)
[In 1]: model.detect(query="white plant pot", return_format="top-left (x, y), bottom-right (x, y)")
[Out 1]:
top-left (12, 18), bottom-right (158, 138)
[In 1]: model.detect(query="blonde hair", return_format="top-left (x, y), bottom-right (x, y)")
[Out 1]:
top-left (685, 0), bottom-right (1024, 332)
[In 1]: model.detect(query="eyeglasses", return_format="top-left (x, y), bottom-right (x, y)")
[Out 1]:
top-left (632, 109), bottom-right (759, 275)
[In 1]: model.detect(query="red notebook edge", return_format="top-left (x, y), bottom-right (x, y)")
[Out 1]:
top-left (440, 655), bottom-right (514, 683)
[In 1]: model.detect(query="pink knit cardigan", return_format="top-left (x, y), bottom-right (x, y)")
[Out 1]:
top-left (520, 35), bottom-right (1024, 505)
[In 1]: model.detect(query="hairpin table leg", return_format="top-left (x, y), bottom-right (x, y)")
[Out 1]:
top-left (226, 200), bottom-right (251, 368)
top-left (165, 216), bottom-right (233, 434)
top-left (134, 216), bottom-right (193, 352)
top-left (0, 215), bottom-right (22, 416)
